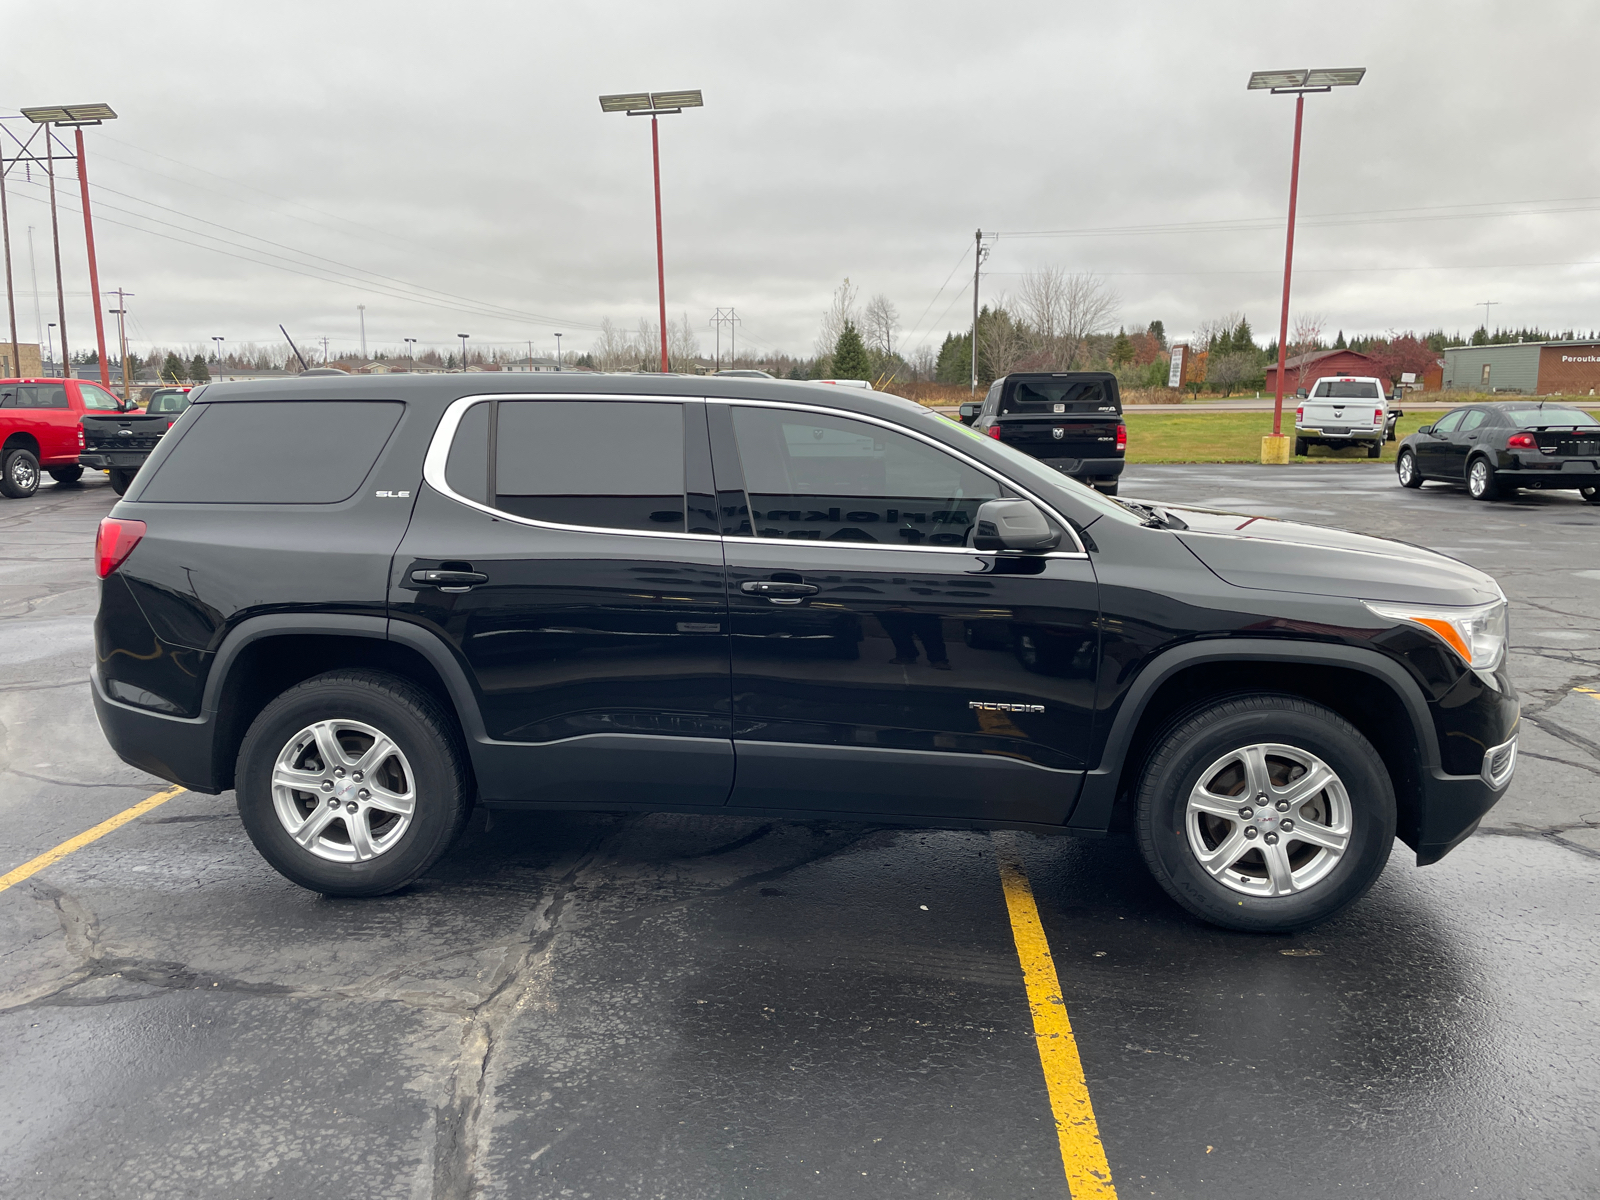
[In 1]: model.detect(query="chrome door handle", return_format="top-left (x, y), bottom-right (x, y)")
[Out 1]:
top-left (740, 580), bottom-right (819, 605)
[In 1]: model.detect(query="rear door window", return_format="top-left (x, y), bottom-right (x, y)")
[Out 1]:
top-left (139, 400), bottom-right (403, 503)
top-left (491, 400), bottom-right (686, 532)
top-left (729, 406), bottom-right (1000, 546)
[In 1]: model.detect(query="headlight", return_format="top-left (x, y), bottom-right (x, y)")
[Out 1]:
top-left (1364, 599), bottom-right (1508, 671)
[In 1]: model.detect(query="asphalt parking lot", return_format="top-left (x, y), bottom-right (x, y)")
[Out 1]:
top-left (2, 465), bottom-right (1597, 1200)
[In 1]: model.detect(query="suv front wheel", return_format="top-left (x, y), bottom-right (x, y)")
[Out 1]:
top-left (1134, 695), bottom-right (1395, 933)
top-left (236, 669), bottom-right (472, 896)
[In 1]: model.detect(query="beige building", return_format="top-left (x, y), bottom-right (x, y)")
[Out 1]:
top-left (0, 342), bottom-right (44, 377)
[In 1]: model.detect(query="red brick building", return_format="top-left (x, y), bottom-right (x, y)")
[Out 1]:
top-left (1264, 349), bottom-right (1392, 394)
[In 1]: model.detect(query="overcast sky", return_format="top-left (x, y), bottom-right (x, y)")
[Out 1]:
top-left (1, 0), bottom-right (1596, 365)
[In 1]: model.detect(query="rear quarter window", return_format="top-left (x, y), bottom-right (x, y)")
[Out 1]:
top-left (138, 400), bottom-right (403, 503)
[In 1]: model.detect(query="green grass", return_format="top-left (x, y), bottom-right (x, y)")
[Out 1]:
top-left (1124, 409), bottom-right (1599, 464)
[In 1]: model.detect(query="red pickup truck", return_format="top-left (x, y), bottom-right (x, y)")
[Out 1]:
top-left (0, 377), bottom-right (134, 498)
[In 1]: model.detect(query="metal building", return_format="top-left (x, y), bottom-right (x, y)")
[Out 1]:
top-left (1442, 340), bottom-right (1600, 395)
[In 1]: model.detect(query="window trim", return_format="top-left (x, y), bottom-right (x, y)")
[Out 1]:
top-left (425, 393), bottom-right (1087, 556)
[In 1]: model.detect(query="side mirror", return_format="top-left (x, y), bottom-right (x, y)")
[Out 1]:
top-left (973, 499), bottom-right (1061, 552)
top-left (957, 402), bottom-right (980, 424)
top-left (1295, 388), bottom-right (1307, 399)
top-left (1417, 424), bottom-right (1433, 435)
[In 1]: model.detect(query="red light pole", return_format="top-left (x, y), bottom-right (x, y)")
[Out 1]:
top-left (1247, 70), bottom-right (1364, 463)
top-left (600, 90), bottom-right (704, 374)
top-left (21, 104), bottom-right (117, 389)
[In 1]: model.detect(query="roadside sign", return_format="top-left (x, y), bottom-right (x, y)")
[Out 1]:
top-left (1168, 344), bottom-right (1186, 388)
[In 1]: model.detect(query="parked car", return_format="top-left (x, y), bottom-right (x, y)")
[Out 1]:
top-left (92, 374), bottom-right (1517, 933)
top-left (80, 386), bottom-right (194, 495)
top-left (1395, 400), bottom-right (1600, 501)
top-left (0, 376), bottom-right (130, 497)
top-left (966, 371), bottom-right (1125, 494)
top-left (1294, 376), bottom-right (1402, 457)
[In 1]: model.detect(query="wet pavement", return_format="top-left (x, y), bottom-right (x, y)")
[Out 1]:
top-left (1, 465), bottom-right (1597, 1199)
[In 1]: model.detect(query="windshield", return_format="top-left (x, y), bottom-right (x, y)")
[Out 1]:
top-left (1506, 407), bottom-right (1599, 428)
top-left (1002, 378), bottom-right (1113, 414)
top-left (923, 411), bottom-right (1137, 526)
top-left (1310, 381), bottom-right (1381, 399)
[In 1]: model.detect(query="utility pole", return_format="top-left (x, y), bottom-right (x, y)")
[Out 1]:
top-left (358, 304), bottom-right (366, 360)
top-left (1477, 301), bottom-right (1499, 337)
top-left (110, 287), bottom-right (134, 401)
top-left (320, 336), bottom-right (330, 364)
top-left (971, 229), bottom-right (992, 394)
top-left (0, 150), bottom-right (19, 381)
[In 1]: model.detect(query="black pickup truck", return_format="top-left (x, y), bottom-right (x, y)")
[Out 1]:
top-left (956, 371), bottom-right (1126, 494)
top-left (80, 387), bottom-right (194, 494)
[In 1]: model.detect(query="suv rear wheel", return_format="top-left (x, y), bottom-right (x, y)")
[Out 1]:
top-left (1134, 694), bottom-right (1395, 933)
top-left (236, 669), bottom-right (472, 896)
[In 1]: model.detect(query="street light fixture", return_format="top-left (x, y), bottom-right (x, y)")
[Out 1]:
top-left (458, 333), bottom-right (469, 372)
top-left (599, 89), bottom-right (704, 373)
top-left (22, 103), bottom-right (117, 391)
top-left (404, 337), bottom-right (417, 369)
top-left (212, 336), bottom-right (224, 379)
top-left (1249, 68), bottom-right (1365, 463)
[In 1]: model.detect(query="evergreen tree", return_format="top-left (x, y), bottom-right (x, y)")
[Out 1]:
top-left (189, 354), bottom-right (210, 382)
top-left (1110, 328), bottom-right (1135, 367)
top-left (1146, 320), bottom-right (1167, 350)
top-left (787, 365), bottom-right (806, 380)
top-left (934, 332), bottom-right (971, 385)
top-left (1231, 315), bottom-right (1254, 351)
top-left (1333, 330), bottom-right (1347, 349)
top-left (831, 321), bottom-right (871, 381)
top-left (1208, 326), bottom-right (1233, 356)
top-left (161, 351), bottom-right (185, 383)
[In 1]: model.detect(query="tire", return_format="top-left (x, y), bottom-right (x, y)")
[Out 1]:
top-left (1581, 485), bottom-right (1600, 504)
top-left (1134, 694), bottom-right (1396, 933)
top-left (108, 468), bottom-right (136, 496)
top-left (0, 448), bottom-right (40, 499)
top-left (1366, 441), bottom-right (1382, 459)
top-left (1396, 449), bottom-right (1422, 488)
top-left (235, 669), bottom-right (473, 896)
top-left (1466, 456), bottom-right (1501, 501)
top-left (1094, 480), bottom-right (1119, 496)
top-left (1294, 438), bottom-right (1308, 457)
top-left (48, 465), bottom-right (84, 485)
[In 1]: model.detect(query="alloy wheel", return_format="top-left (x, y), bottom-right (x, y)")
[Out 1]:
top-left (1185, 742), bottom-right (1352, 897)
top-left (1397, 453), bottom-right (1415, 486)
top-left (270, 718), bottom-right (416, 863)
top-left (1469, 460), bottom-right (1490, 497)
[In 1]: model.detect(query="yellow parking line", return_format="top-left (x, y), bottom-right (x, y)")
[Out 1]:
top-left (997, 846), bottom-right (1117, 1198)
top-left (0, 785), bottom-right (185, 895)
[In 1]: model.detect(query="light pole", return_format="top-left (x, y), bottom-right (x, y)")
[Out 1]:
top-left (458, 333), bottom-right (469, 372)
top-left (45, 322), bottom-right (55, 375)
top-left (599, 90), bottom-right (703, 373)
top-left (1248, 68), bottom-right (1365, 463)
top-left (553, 332), bottom-right (562, 369)
top-left (22, 104), bottom-right (118, 391)
top-left (212, 335), bottom-right (224, 380)
top-left (404, 337), bottom-right (416, 369)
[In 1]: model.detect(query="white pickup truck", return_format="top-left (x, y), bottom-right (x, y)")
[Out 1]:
top-left (1294, 376), bottom-right (1402, 458)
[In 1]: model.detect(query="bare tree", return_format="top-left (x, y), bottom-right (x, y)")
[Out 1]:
top-left (1206, 352), bottom-right (1257, 397)
top-left (1289, 311), bottom-right (1327, 361)
top-left (978, 304), bottom-right (1032, 380)
top-left (668, 312), bottom-right (701, 372)
top-left (1016, 268), bottom-right (1119, 369)
top-left (863, 293), bottom-right (900, 357)
top-left (635, 318), bottom-right (660, 369)
top-left (815, 278), bottom-right (861, 361)
top-left (590, 318), bottom-right (634, 372)
top-left (1194, 313), bottom-right (1242, 353)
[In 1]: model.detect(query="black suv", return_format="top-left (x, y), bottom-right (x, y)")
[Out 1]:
top-left (1395, 400), bottom-right (1600, 501)
top-left (92, 375), bottom-right (1518, 932)
top-left (958, 372), bottom-right (1125, 495)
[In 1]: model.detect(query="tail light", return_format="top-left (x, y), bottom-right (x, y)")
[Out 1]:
top-left (1507, 433), bottom-right (1536, 449)
top-left (1296, 406), bottom-right (1303, 422)
top-left (1116, 423), bottom-right (1127, 451)
top-left (77, 427), bottom-right (85, 448)
top-left (1374, 408), bottom-right (1384, 426)
top-left (987, 424), bottom-right (1002, 440)
top-left (95, 517), bottom-right (146, 578)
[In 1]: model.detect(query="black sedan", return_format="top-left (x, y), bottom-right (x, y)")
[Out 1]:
top-left (1395, 400), bottom-right (1600, 501)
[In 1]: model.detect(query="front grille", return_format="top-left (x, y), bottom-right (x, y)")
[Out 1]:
top-left (1482, 736), bottom-right (1517, 789)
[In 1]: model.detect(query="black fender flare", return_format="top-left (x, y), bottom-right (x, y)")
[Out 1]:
top-left (1066, 639), bottom-right (1440, 832)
